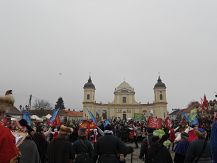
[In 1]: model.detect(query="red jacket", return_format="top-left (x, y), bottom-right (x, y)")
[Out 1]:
top-left (0, 123), bottom-right (19, 163)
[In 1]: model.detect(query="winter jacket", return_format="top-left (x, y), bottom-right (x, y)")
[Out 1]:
top-left (184, 139), bottom-right (212, 163)
top-left (93, 133), bottom-right (133, 163)
top-left (72, 139), bottom-right (93, 163)
top-left (146, 142), bottom-right (173, 163)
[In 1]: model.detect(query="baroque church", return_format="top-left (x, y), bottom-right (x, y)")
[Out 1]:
top-left (83, 76), bottom-right (168, 120)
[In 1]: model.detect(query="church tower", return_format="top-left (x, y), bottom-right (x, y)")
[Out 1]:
top-left (154, 76), bottom-right (167, 103)
top-left (153, 76), bottom-right (167, 118)
top-left (83, 76), bottom-right (95, 103)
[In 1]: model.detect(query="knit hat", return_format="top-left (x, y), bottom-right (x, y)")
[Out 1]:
top-left (59, 125), bottom-right (71, 135)
top-left (181, 132), bottom-right (189, 139)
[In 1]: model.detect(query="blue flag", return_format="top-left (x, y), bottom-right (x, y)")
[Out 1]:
top-left (182, 112), bottom-right (189, 122)
top-left (87, 109), bottom-right (97, 125)
top-left (104, 119), bottom-right (110, 128)
top-left (190, 116), bottom-right (199, 126)
top-left (50, 108), bottom-right (59, 124)
top-left (23, 111), bottom-right (32, 126)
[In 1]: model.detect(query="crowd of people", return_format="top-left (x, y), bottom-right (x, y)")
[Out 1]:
top-left (1, 103), bottom-right (217, 163)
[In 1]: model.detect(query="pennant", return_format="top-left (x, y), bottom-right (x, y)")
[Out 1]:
top-left (22, 111), bottom-right (32, 126)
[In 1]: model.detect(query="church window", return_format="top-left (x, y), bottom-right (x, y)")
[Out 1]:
top-left (87, 94), bottom-right (90, 100)
top-left (160, 94), bottom-right (163, 100)
top-left (123, 97), bottom-right (127, 103)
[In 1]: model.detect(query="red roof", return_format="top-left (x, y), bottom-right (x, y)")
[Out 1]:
top-left (61, 110), bottom-right (83, 117)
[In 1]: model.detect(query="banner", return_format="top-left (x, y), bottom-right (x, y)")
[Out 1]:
top-left (134, 113), bottom-right (146, 121)
top-left (147, 116), bottom-right (162, 129)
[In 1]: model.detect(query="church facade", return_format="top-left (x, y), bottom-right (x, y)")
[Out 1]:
top-left (82, 76), bottom-right (168, 120)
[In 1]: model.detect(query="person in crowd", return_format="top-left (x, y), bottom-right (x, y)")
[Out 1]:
top-left (0, 104), bottom-right (20, 163)
top-left (174, 132), bottom-right (190, 163)
top-left (32, 125), bottom-right (48, 163)
top-left (93, 124), bottom-right (133, 163)
top-left (72, 128), bottom-right (93, 163)
top-left (185, 128), bottom-right (212, 163)
top-left (146, 135), bottom-right (173, 163)
top-left (139, 128), bottom-right (154, 162)
top-left (18, 119), bottom-right (41, 163)
top-left (210, 121), bottom-right (217, 163)
top-left (47, 125), bottom-right (73, 163)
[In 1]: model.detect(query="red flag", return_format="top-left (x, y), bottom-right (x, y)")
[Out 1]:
top-left (203, 95), bottom-right (209, 110)
top-left (165, 117), bottom-right (172, 129)
top-left (147, 116), bottom-right (162, 129)
top-left (52, 115), bottom-right (61, 127)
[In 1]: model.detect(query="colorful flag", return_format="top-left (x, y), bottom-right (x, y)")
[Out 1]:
top-left (147, 116), bottom-right (162, 129)
top-left (50, 108), bottom-right (60, 124)
top-left (181, 112), bottom-right (190, 122)
top-left (22, 111), bottom-right (32, 126)
top-left (52, 115), bottom-right (61, 126)
top-left (87, 109), bottom-right (97, 125)
top-left (134, 113), bottom-right (146, 121)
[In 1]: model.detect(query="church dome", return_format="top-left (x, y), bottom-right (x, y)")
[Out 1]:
top-left (83, 77), bottom-right (95, 89)
top-left (154, 76), bottom-right (166, 89)
top-left (114, 81), bottom-right (134, 93)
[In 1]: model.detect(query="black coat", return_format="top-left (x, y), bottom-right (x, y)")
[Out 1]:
top-left (146, 143), bottom-right (173, 163)
top-left (72, 139), bottom-right (93, 163)
top-left (47, 137), bottom-right (73, 163)
top-left (93, 133), bottom-right (133, 163)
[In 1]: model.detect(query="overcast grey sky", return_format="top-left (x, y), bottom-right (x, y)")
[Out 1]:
top-left (0, 0), bottom-right (217, 111)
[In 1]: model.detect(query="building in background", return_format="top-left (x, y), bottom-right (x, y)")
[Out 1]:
top-left (83, 76), bottom-right (168, 120)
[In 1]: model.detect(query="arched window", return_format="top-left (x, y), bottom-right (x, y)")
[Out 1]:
top-left (160, 94), bottom-right (163, 100)
top-left (87, 94), bottom-right (90, 100)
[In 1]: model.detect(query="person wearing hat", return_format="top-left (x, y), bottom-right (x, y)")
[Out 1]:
top-left (47, 125), bottom-right (73, 163)
top-left (174, 132), bottom-right (190, 163)
top-left (185, 128), bottom-right (212, 163)
top-left (0, 104), bottom-right (19, 163)
top-left (93, 124), bottom-right (133, 163)
top-left (72, 128), bottom-right (93, 163)
top-left (18, 119), bottom-right (41, 163)
top-left (146, 134), bottom-right (173, 163)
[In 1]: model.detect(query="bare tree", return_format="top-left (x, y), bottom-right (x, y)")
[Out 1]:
top-left (33, 99), bottom-right (52, 110)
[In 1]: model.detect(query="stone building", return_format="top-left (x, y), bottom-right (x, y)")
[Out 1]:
top-left (83, 76), bottom-right (168, 120)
